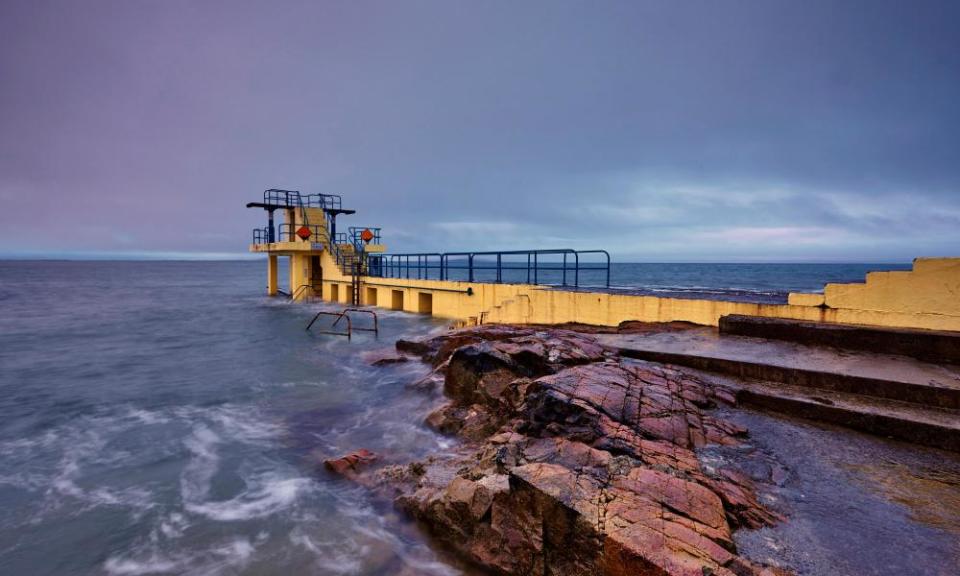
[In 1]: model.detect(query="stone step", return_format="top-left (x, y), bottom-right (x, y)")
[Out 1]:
top-left (729, 377), bottom-right (960, 452)
top-left (598, 328), bottom-right (960, 410)
top-left (719, 314), bottom-right (960, 365)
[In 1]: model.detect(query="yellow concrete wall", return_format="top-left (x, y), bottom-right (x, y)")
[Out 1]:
top-left (261, 244), bottom-right (960, 332)
top-left (789, 257), bottom-right (960, 318)
top-left (314, 270), bottom-right (960, 332)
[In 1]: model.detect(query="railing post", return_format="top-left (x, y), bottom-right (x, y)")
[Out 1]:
top-left (605, 251), bottom-right (610, 287)
top-left (496, 254), bottom-right (502, 283)
top-left (563, 253), bottom-right (567, 286)
top-left (534, 253), bottom-right (538, 284)
top-left (469, 254), bottom-right (474, 283)
top-left (574, 251), bottom-right (579, 287)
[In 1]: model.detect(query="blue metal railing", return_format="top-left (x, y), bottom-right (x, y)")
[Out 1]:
top-left (367, 249), bottom-right (610, 288)
top-left (252, 227), bottom-right (270, 244)
top-left (348, 227), bottom-right (382, 248)
top-left (277, 223), bottom-right (326, 243)
top-left (262, 189), bottom-right (342, 210)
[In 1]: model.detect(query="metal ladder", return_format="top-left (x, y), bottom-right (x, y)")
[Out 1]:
top-left (351, 260), bottom-right (361, 305)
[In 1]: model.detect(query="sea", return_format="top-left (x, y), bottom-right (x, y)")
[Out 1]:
top-left (0, 260), bottom-right (926, 575)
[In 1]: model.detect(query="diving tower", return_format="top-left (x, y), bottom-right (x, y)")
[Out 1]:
top-left (247, 188), bottom-right (611, 307)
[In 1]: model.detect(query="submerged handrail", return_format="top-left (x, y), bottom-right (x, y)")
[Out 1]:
top-left (291, 284), bottom-right (320, 301)
top-left (305, 310), bottom-right (352, 339)
top-left (332, 308), bottom-right (379, 335)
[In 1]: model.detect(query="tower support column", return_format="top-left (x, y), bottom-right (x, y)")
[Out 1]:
top-left (289, 255), bottom-right (298, 298)
top-left (267, 254), bottom-right (278, 296)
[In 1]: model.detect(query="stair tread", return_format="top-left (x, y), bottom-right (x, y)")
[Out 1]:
top-left (598, 327), bottom-right (960, 391)
top-left (730, 376), bottom-right (960, 430)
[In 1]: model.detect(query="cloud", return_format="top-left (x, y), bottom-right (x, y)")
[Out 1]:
top-left (0, 0), bottom-right (957, 261)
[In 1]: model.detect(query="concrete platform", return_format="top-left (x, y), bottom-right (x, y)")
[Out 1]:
top-left (598, 328), bottom-right (960, 450)
top-left (719, 314), bottom-right (960, 364)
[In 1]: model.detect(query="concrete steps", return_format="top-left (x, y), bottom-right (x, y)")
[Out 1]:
top-left (613, 346), bottom-right (960, 410)
top-left (598, 328), bottom-right (960, 451)
top-left (731, 378), bottom-right (960, 452)
top-left (720, 314), bottom-right (960, 365)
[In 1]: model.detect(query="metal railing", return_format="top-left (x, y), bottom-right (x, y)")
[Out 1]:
top-left (306, 308), bottom-right (380, 339)
top-left (252, 227), bottom-right (270, 244)
top-left (368, 249), bottom-right (610, 288)
top-left (278, 223), bottom-right (325, 243)
top-left (262, 189), bottom-right (342, 210)
top-left (333, 308), bottom-right (379, 335)
top-left (348, 227), bottom-right (382, 247)
top-left (305, 311), bottom-right (352, 338)
top-left (291, 284), bottom-right (320, 301)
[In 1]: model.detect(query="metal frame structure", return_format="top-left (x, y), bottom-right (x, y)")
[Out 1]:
top-left (248, 189), bottom-right (355, 246)
top-left (305, 308), bottom-right (379, 338)
top-left (368, 249), bottom-right (610, 288)
top-left (305, 311), bottom-right (352, 338)
top-left (348, 227), bottom-right (382, 248)
top-left (333, 308), bottom-right (379, 335)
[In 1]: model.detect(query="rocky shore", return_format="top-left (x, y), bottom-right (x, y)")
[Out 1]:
top-left (330, 325), bottom-right (790, 576)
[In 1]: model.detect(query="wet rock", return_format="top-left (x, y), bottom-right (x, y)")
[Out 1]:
top-left (385, 325), bottom-right (789, 575)
top-left (362, 347), bottom-right (414, 366)
top-left (405, 370), bottom-right (445, 394)
top-left (396, 325), bottom-right (538, 366)
top-left (372, 354), bottom-right (409, 366)
top-left (324, 449), bottom-right (377, 477)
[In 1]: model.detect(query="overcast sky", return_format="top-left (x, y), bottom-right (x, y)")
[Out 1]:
top-left (1, 0), bottom-right (958, 261)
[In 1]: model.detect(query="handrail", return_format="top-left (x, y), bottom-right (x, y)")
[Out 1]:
top-left (252, 227), bottom-right (270, 244)
top-left (262, 189), bottom-right (343, 210)
top-left (278, 223), bottom-right (326, 243)
top-left (290, 284), bottom-right (320, 301)
top-left (363, 280), bottom-right (473, 295)
top-left (366, 248), bottom-right (610, 288)
top-left (574, 249), bottom-right (611, 288)
top-left (348, 227), bottom-right (382, 247)
top-left (332, 308), bottom-right (379, 335)
top-left (305, 310), bottom-right (352, 339)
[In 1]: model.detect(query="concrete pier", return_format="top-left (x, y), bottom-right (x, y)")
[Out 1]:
top-left (246, 190), bottom-right (960, 333)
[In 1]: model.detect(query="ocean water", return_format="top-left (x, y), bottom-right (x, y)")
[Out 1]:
top-left (0, 260), bottom-right (915, 575)
top-left (603, 262), bottom-right (912, 303)
top-left (0, 261), bottom-right (464, 575)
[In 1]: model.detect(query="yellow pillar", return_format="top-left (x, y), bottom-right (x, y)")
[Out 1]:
top-left (267, 255), bottom-right (278, 296)
top-left (288, 255), bottom-right (298, 297)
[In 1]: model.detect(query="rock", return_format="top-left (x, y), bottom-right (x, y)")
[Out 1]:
top-left (381, 325), bottom-right (789, 575)
top-left (372, 354), bottom-right (409, 366)
top-left (362, 347), bottom-right (413, 366)
top-left (323, 449), bottom-right (377, 477)
top-left (396, 324), bottom-right (538, 366)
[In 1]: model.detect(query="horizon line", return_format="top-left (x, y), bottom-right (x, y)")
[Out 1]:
top-left (0, 252), bottom-right (917, 265)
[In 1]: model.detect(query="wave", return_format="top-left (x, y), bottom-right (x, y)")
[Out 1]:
top-left (185, 475), bottom-right (312, 522)
top-left (0, 403), bottom-right (285, 527)
top-left (604, 284), bottom-right (787, 296)
top-left (104, 537), bottom-right (257, 576)
top-left (180, 424), bottom-right (221, 504)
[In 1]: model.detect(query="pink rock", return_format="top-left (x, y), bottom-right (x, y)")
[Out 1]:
top-left (324, 449), bottom-right (377, 476)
